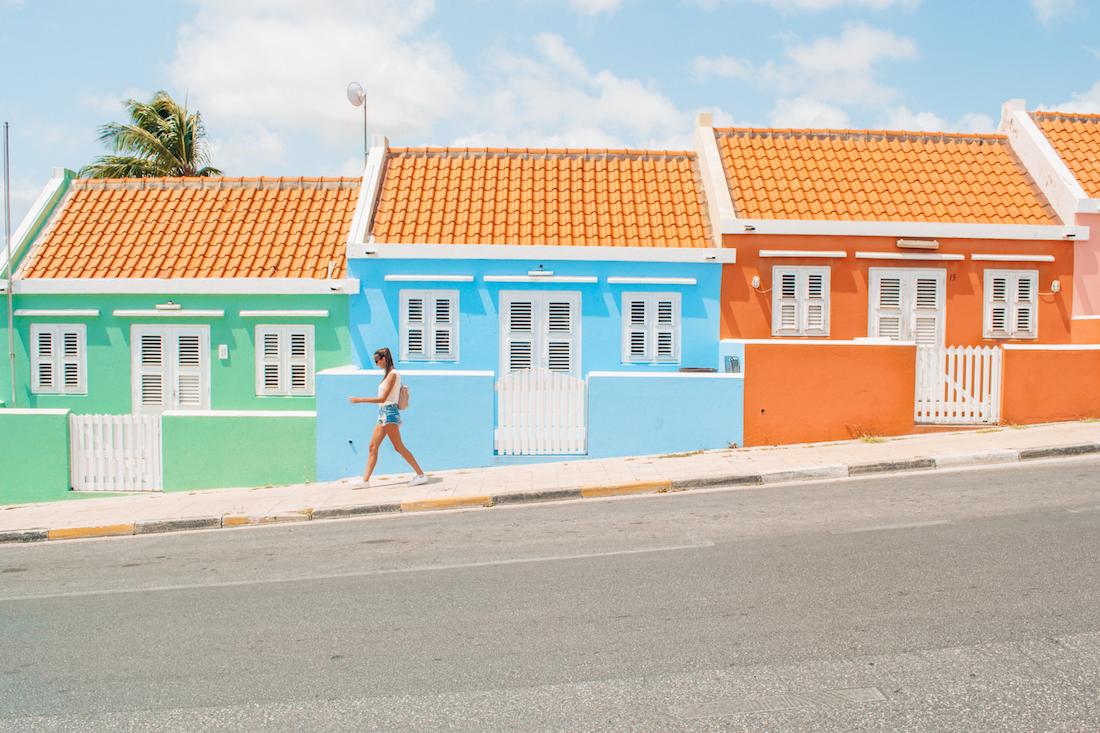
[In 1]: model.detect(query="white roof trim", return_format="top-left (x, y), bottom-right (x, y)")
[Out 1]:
top-left (722, 337), bottom-right (916, 346)
top-left (855, 252), bottom-right (965, 261)
top-left (0, 408), bottom-right (70, 415)
top-left (113, 309), bottom-right (226, 318)
top-left (971, 254), bottom-right (1055, 263)
top-left (351, 243), bottom-right (736, 263)
top-left (587, 371), bottom-right (742, 379)
top-left (483, 275), bottom-right (598, 284)
top-left (383, 274), bottom-right (475, 283)
top-left (162, 410), bottom-right (317, 417)
top-left (14, 278), bottom-right (359, 294)
top-left (1002, 343), bottom-right (1100, 351)
top-left (759, 250), bottom-right (847, 259)
top-left (348, 135), bottom-right (389, 246)
top-left (0, 168), bottom-right (70, 276)
top-left (694, 118), bottom-right (738, 247)
top-left (238, 310), bottom-right (330, 318)
top-left (605, 277), bottom-right (697, 285)
top-left (14, 309), bottom-right (100, 318)
top-left (319, 366), bottom-right (495, 377)
top-left (728, 217), bottom-right (1083, 241)
top-left (999, 103), bottom-right (1087, 225)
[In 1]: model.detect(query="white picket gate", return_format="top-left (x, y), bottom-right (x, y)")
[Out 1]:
top-left (70, 414), bottom-right (163, 492)
top-left (495, 369), bottom-right (587, 455)
top-left (915, 346), bottom-right (1002, 425)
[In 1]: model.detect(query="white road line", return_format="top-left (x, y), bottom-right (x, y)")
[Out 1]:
top-left (832, 519), bottom-right (953, 534)
top-left (1066, 505), bottom-right (1100, 514)
top-left (0, 541), bottom-right (715, 603)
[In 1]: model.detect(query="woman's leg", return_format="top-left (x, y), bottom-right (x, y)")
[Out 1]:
top-left (363, 423), bottom-right (387, 482)
top-left (384, 424), bottom-right (424, 476)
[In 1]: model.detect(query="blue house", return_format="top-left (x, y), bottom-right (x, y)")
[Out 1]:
top-left (316, 140), bottom-right (743, 478)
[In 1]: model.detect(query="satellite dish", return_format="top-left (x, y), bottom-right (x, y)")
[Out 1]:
top-left (346, 82), bottom-right (365, 107)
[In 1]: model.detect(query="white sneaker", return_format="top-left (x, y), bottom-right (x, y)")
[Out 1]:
top-left (352, 479), bottom-right (370, 490)
top-left (409, 474), bottom-right (429, 487)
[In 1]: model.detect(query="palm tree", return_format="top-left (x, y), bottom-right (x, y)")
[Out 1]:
top-left (80, 90), bottom-right (222, 178)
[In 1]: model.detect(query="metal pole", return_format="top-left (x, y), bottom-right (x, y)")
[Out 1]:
top-left (367, 91), bottom-right (376, 165)
top-left (4, 122), bottom-right (14, 407)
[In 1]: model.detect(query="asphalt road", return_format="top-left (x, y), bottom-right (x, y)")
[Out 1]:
top-left (2, 457), bottom-right (1100, 731)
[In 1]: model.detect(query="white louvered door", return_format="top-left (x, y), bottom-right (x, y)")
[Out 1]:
top-left (132, 325), bottom-right (210, 414)
top-left (496, 291), bottom-right (585, 455)
top-left (869, 269), bottom-right (946, 346)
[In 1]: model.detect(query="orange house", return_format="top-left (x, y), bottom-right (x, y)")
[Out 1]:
top-left (691, 113), bottom-right (1083, 347)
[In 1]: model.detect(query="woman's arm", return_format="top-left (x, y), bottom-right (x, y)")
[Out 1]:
top-left (348, 372), bottom-right (396, 404)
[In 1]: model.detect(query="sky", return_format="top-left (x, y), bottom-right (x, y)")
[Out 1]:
top-left (1, 0), bottom-right (1099, 227)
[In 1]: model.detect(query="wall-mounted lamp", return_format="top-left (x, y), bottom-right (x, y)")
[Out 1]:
top-left (1064, 232), bottom-right (1077, 240)
top-left (1051, 280), bottom-right (1061, 293)
top-left (751, 275), bottom-right (761, 289)
top-left (743, 224), bottom-right (756, 232)
top-left (155, 300), bottom-right (181, 311)
top-left (897, 238), bottom-right (939, 249)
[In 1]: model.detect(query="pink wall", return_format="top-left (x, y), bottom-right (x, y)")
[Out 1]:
top-left (1071, 212), bottom-right (1100, 343)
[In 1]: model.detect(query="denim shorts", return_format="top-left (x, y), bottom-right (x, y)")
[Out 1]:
top-left (378, 404), bottom-right (402, 425)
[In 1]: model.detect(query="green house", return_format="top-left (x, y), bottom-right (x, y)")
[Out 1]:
top-left (0, 172), bottom-right (361, 501)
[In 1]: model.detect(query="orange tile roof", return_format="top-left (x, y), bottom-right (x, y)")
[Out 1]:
top-left (19, 177), bottom-right (361, 280)
top-left (1032, 111), bottom-right (1100, 198)
top-left (714, 127), bottom-right (1057, 225)
top-left (369, 147), bottom-right (712, 247)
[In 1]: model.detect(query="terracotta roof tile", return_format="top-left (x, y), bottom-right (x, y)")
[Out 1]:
top-left (1032, 111), bottom-right (1100, 199)
top-left (369, 147), bottom-right (712, 248)
top-left (714, 127), bottom-right (1057, 225)
top-left (19, 176), bottom-right (360, 280)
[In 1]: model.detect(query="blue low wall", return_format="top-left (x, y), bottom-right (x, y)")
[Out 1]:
top-left (317, 368), bottom-right (496, 480)
top-left (587, 373), bottom-right (744, 456)
top-left (317, 367), bottom-right (745, 479)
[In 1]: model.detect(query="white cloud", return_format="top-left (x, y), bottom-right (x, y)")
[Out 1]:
top-left (693, 54), bottom-right (754, 80)
top-left (694, 0), bottom-right (918, 11)
top-left (568, 0), bottom-right (624, 15)
top-left (771, 96), bottom-right (850, 127)
top-left (78, 88), bottom-right (152, 115)
top-left (880, 106), bottom-right (995, 133)
top-left (455, 34), bottom-right (696, 149)
top-left (168, 0), bottom-right (467, 152)
top-left (1031, 0), bottom-right (1076, 24)
top-left (1039, 81), bottom-right (1100, 114)
top-left (3, 177), bottom-right (48, 235)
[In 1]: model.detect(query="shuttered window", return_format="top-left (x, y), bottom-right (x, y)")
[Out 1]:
top-left (771, 267), bottom-right (829, 337)
top-left (400, 290), bottom-right (458, 362)
top-left (131, 326), bottom-right (210, 414)
top-left (255, 326), bottom-right (315, 396)
top-left (868, 269), bottom-right (946, 347)
top-left (622, 293), bottom-right (681, 363)
top-left (30, 324), bottom-right (86, 395)
top-left (984, 270), bottom-right (1038, 339)
top-left (500, 291), bottom-right (581, 376)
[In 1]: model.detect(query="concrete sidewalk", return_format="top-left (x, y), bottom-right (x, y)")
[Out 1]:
top-left (3, 421), bottom-right (1100, 544)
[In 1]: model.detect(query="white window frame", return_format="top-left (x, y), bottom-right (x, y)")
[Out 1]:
top-left (621, 293), bottom-right (682, 364)
top-left (400, 290), bottom-right (459, 362)
top-left (499, 291), bottom-right (582, 377)
top-left (130, 325), bottom-right (211, 415)
top-left (30, 324), bottom-right (87, 395)
top-left (255, 325), bottom-right (316, 396)
top-left (771, 266), bottom-right (830, 337)
top-left (868, 268), bottom-right (947, 347)
top-left (983, 270), bottom-right (1038, 340)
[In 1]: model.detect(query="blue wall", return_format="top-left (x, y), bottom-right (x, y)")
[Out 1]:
top-left (347, 257), bottom-right (723, 373)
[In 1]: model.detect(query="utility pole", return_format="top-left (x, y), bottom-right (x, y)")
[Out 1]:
top-left (3, 122), bottom-right (14, 408)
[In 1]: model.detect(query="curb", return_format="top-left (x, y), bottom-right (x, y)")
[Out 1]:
top-left (3, 438), bottom-right (1098, 546)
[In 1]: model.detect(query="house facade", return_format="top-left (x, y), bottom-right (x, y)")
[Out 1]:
top-left (315, 141), bottom-right (742, 479)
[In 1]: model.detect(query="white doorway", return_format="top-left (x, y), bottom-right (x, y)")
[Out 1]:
top-left (131, 325), bottom-right (211, 415)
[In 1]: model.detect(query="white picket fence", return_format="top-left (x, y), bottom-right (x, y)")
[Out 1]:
top-left (70, 414), bottom-right (163, 492)
top-left (495, 369), bottom-right (587, 455)
top-left (915, 346), bottom-right (1002, 425)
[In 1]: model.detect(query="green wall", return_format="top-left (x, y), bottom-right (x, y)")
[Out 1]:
top-left (0, 409), bottom-right (72, 504)
top-left (161, 412), bottom-right (316, 491)
top-left (6, 293), bottom-right (350, 414)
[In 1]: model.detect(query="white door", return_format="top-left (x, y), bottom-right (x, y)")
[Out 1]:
top-left (868, 269), bottom-right (946, 346)
top-left (131, 325), bottom-right (211, 414)
top-left (500, 292), bottom-right (581, 376)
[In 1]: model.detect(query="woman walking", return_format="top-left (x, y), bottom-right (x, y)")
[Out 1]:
top-left (348, 347), bottom-right (428, 487)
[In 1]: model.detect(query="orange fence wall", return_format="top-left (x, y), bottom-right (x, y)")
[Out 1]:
top-left (721, 234), bottom-right (1073, 346)
top-left (743, 342), bottom-right (916, 446)
top-left (1001, 346), bottom-right (1100, 424)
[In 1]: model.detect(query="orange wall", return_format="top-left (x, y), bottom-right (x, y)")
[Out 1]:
top-left (721, 234), bottom-right (1073, 346)
top-left (1001, 347), bottom-right (1100, 424)
top-left (743, 343), bottom-right (916, 446)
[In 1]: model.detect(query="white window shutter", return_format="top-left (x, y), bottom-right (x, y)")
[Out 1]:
top-left (545, 299), bottom-right (575, 372)
top-left (622, 293), bottom-right (680, 363)
top-left (773, 267), bottom-right (829, 337)
top-left (505, 297), bottom-right (535, 372)
top-left (258, 328), bottom-right (284, 395)
top-left (1013, 273), bottom-right (1037, 339)
top-left (402, 293), bottom-right (427, 360)
top-left (655, 298), bottom-right (677, 361)
top-left (401, 290), bottom-right (458, 361)
top-left (432, 295), bottom-right (455, 359)
top-left (625, 297), bottom-right (649, 360)
top-left (137, 331), bottom-right (167, 410)
top-left (31, 327), bottom-right (56, 393)
top-left (61, 328), bottom-right (84, 393)
top-left (872, 275), bottom-right (904, 341)
top-left (985, 270), bottom-right (1037, 339)
top-left (30, 325), bottom-right (86, 395)
top-left (175, 332), bottom-right (206, 408)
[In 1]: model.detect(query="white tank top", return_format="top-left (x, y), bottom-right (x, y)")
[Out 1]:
top-left (378, 371), bottom-right (402, 405)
